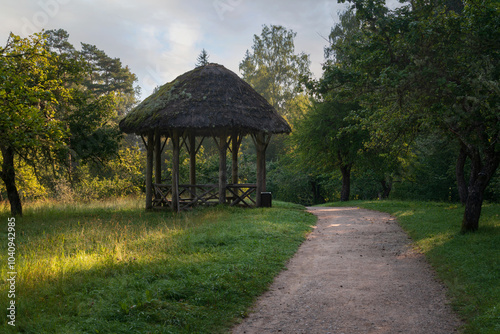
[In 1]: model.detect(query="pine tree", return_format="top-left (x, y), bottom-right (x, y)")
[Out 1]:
top-left (196, 49), bottom-right (209, 67)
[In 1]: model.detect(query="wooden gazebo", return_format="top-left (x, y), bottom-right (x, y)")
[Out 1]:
top-left (119, 63), bottom-right (291, 211)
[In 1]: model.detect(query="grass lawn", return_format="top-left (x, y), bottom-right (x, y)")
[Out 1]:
top-left (322, 200), bottom-right (500, 334)
top-left (0, 199), bottom-right (315, 333)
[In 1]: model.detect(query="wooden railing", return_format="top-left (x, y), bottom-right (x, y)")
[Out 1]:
top-left (226, 184), bottom-right (257, 207)
top-left (153, 183), bottom-right (257, 210)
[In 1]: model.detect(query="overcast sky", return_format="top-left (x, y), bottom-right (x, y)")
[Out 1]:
top-left (0, 0), bottom-right (399, 100)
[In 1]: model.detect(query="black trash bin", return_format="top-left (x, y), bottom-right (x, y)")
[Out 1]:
top-left (260, 192), bottom-right (272, 208)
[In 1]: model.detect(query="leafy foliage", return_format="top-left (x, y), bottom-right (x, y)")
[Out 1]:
top-left (0, 32), bottom-right (69, 214)
top-left (0, 30), bottom-right (140, 213)
top-left (73, 147), bottom-right (145, 201)
top-left (239, 25), bottom-right (311, 117)
top-left (0, 33), bottom-right (68, 158)
top-left (43, 29), bottom-right (138, 166)
top-left (293, 98), bottom-right (367, 201)
top-left (318, 0), bottom-right (499, 231)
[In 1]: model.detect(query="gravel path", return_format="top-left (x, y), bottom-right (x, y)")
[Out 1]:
top-left (232, 207), bottom-right (463, 334)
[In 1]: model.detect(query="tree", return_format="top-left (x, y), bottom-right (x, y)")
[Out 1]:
top-left (0, 32), bottom-right (68, 215)
top-left (43, 29), bottom-right (138, 171)
top-left (196, 49), bottom-right (210, 67)
top-left (239, 25), bottom-right (311, 116)
top-left (79, 41), bottom-right (138, 117)
top-left (325, 0), bottom-right (499, 232)
top-left (0, 30), bottom-right (140, 213)
top-left (294, 98), bottom-right (367, 201)
top-left (295, 8), bottom-right (399, 202)
top-left (325, 6), bottom-right (361, 64)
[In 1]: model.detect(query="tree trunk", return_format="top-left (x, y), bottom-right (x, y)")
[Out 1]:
top-left (462, 182), bottom-right (483, 233)
top-left (339, 164), bottom-right (352, 202)
top-left (380, 178), bottom-right (392, 199)
top-left (456, 143), bottom-right (468, 205)
top-left (0, 146), bottom-right (23, 216)
top-left (461, 148), bottom-right (499, 233)
top-left (311, 179), bottom-right (325, 204)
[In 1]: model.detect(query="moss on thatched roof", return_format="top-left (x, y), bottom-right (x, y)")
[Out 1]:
top-left (119, 63), bottom-right (291, 136)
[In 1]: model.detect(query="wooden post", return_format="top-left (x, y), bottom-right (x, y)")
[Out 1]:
top-left (172, 130), bottom-right (180, 212)
top-left (154, 130), bottom-right (162, 184)
top-left (189, 133), bottom-right (196, 198)
top-left (218, 134), bottom-right (227, 204)
top-left (231, 133), bottom-right (241, 185)
top-left (254, 132), bottom-right (271, 207)
top-left (145, 131), bottom-right (154, 210)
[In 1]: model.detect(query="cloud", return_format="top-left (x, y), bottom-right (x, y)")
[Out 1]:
top-left (136, 21), bottom-right (203, 95)
top-left (211, 0), bottom-right (349, 80)
top-left (1, 0), bottom-right (401, 99)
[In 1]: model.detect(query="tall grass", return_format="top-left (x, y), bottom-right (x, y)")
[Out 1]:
top-left (325, 200), bottom-right (500, 334)
top-left (0, 198), bottom-right (315, 333)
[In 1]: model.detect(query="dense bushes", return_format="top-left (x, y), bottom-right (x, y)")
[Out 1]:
top-left (0, 146), bottom-right (145, 202)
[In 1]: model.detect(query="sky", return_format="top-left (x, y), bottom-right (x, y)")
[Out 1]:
top-left (0, 0), bottom-right (400, 100)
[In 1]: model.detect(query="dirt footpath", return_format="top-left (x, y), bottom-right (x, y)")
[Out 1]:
top-left (232, 207), bottom-right (463, 334)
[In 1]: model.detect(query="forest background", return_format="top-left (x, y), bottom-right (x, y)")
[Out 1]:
top-left (1, 0), bottom-right (498, 233)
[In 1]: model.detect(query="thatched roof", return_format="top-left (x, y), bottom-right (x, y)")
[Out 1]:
top-left (119, 63), bottom-right (291, 136)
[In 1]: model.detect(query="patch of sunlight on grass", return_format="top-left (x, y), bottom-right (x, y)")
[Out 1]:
top-left (14, 218), bottom-right (199, 295)
top-left (0, 196), bottom-right (144, 217)
top-left (18, 252), bottom-right (108, 290)
top-left (416, 232), bottom-right (455, 253)
top-left (395, 210), bottom-right (415, 217)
